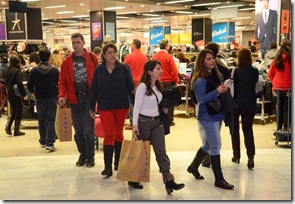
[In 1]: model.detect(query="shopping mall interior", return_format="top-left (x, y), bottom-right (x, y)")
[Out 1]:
top-left (0, 0), bottom-right (293, 202)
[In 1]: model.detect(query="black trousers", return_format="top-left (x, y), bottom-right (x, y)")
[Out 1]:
top-left (231, 108), bottom-right (256, 159)
top-left (274, 91), bottom-right (291, 130)
top-left (8, 95), bottom-right (23, 121)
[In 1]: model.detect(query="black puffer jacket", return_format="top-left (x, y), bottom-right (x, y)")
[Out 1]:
top-left (1, 65), bottom-right (26, 98)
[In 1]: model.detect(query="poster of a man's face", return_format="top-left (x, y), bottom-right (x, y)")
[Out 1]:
top-left (255, 0), bottom-right (278, 51)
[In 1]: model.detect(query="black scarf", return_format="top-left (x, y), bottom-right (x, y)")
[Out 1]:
top-left (206, 70), bottom-right (221, 93)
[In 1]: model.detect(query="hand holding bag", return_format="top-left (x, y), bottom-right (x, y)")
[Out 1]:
top-left (116, 139), bottom-right (151, 182)
top-left (55, 103), bottom-right (72, 142)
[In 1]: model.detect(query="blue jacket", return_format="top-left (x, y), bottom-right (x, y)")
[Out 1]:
top-left (194, 77), bottom-right (224, 121)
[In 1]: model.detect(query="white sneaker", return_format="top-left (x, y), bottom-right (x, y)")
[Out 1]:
top-left (45, 145), bottom-right (56, 152)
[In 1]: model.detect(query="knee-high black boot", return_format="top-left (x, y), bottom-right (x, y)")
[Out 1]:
top-left (114, 141), bottom-right (122, 171)
top-left (187, 148), bottom-right (208, 179)
top-left (101, 145), bottom-right (113, 177)
top-left (14, 120), bottom-right (25, 136)
top-left (210, 155), bottom-right (234, 190)
top-left (5, 114), bottom-right (14, 135)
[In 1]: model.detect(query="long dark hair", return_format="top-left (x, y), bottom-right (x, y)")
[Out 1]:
top-left (274, 40), bottom-right (291, 70)
top-left (9, 55), bottom-right (21, 69)
top-left (190, 49), bottom-right (221, 89)
top-left (138, 59), bottom-right (163, 96)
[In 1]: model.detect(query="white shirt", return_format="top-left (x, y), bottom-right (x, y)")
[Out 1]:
top-left (133, 83), bottom-right (162, 126)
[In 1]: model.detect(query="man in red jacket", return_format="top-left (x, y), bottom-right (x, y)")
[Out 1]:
top-left (58, 33), bottom-right (99, 168)
top-left (124, 39), bottom-right (148, 130)
top-left (153, 39), bottom-right (179, 125)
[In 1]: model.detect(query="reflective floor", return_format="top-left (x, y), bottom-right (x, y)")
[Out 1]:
top-left (0, 110), bottom-right (292, 202)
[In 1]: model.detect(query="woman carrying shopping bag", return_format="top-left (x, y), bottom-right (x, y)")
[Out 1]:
top-left (130, 59), bottom-right (185, 194)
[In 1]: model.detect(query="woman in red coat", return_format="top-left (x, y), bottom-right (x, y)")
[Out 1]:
top-left (267, 40), bottom-right (291, 132)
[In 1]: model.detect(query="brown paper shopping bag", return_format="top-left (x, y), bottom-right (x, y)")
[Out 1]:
top-left (116, 139), bottom-right (150, 182)
top-left (55, 104), bottom-right (72, 142)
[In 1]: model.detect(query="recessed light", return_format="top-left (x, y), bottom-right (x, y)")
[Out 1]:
top-left (45, 5), bottom-right (66, 9)
top-left (56, 11), bottom-right (75, 14)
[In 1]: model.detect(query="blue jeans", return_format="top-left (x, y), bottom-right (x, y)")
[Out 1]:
top-left (36, 98), bottom-right (58, 146)
top-left (199, 120), bottom-right (222, 156)
top-left (70, 95), bottom-right (95, 160)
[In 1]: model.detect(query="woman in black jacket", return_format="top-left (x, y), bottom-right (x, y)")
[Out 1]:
top-left (2, 55), bottom-right (28, 136)
top-left (230, 48), bottom-right (259, 169)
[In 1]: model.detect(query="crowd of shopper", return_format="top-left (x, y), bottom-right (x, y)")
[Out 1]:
top-left (0, 32), bottom-right (291, 194)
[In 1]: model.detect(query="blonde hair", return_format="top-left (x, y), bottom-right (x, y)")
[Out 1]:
top-left (49, 53), bottom-right (62, 69)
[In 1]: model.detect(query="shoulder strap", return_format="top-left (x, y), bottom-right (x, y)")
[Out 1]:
top-left (90, 52), bottom-right (96, 66)
top-left (151, 88), bottom-right (160, 105)
top-left (231, 67), bottom-right (235, 79)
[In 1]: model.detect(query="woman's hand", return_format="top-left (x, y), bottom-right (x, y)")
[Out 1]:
top-left (217, 84), bottom-right (228, 94)
top-left (23, 95), bottom-right (28, 101)
top-left (162, 107), bottom-right (168, 114)
top-left (132, 125), bottom-right (139, 140)
top-left (89, 110), bottom-right (96, 120)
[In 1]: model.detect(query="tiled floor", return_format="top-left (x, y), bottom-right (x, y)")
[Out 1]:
top-left (0, 110), bottom-right (292, 201)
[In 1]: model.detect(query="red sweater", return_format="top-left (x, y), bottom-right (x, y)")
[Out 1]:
top-left (268, 53), bottom-right (291, 92)
top-left (152, 50), bottom-right (179, 83)
top-left (124, 49), bottom-right (148, 86)
top-left (58, 50), bottom-right (99, 104)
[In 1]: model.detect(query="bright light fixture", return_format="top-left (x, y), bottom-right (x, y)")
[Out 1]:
top-left (164, 0), bottom-right (194, 4)
top-left (104, 6), bottom-right (125, 10)
top-left (232, 16), bottom-right (251, 20)
top-left (56, 11), bottom-right (75, 14)
top-left (144, 17), bottom-right (162, 20)
top-left (239, 7), bottom-right (255, 11)
top-left (214, 4), bottom-right (244, 9)
top-left (175, 11), bottom-right (193, 14)
top-left (192, 2), bottom-right (222, 7)
top-left (45, 5), bottom-right (66, 9)
top-left (141, 14), bottom-right (161, 16)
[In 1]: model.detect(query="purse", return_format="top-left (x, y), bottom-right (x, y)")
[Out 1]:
top-left (207, 99), bottom-right (222, 114)
top-left (152, 89), bottom-right (170, 135)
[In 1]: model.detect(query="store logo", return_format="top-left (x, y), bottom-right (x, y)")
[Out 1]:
top-left (151, 30), bottom-right (163, 40)
top-left (212, 27), bottom-right (227, 37)
top-left (12, 13), bottom-right (21, 31)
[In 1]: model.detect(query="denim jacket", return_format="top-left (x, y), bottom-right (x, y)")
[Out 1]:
top-left (194, 77), bottom-right (224, 121)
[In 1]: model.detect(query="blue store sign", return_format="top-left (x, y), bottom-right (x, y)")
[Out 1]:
top-left (150, 27), bottom-right (164, 45)
top-left (212, 22), bottom-right (235, 43)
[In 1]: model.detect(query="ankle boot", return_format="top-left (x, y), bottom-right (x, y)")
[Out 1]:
top-left (247, 158), bottom-right (254, 170)
top-left (187, 148), bottom-right (208, 179)
top-left (210, 155), bottom-right (234, 190)
top-left (202, 155), bottom-right (211, 167)
top-left (14, 120), bottom-right (25, 136)
top-left (114, 141), bottom-right (122, 171)
top-left (162, 173), bottom-right (185, 194)
top-left (101, 145), bottom-right (113, 177)
top-left (5, 114), bottom-right (14, 135)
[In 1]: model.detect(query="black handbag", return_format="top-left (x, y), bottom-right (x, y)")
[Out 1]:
top-left (207, 99), bottom-right (222, 114)
top-left (152, 89), bottom-right (170, 135)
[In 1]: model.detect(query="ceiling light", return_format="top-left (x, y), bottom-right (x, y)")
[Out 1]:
top-left (104, 6), bottom-right (125, 10)
top-left (141, 14), bottom-right (160, 16)
top-left (56, 11), bottom-right (75, 14)
top-left (214, 4), bottom-right (244, 9)
top-left (72, 15), bottom-right (89, 18)
top-left (192, 2), bottom-right (222, 7)
top-left (239, 7), bottom-right (255, 11)
top-left (144, 17), bottom-right (162, 20)
top-left (59, 20), bottom-right (78, 23)
top-left (164, 0), bottom-right (194, 4)
top-left (116, 16), bottom-right (130, 19)
top-left (117, 12), bottom-right (136, 14)
top-left (232, 16), bottom-right (251, 20)
top-left (45, 5), bottom-right (66, 9)
top-left (175, 11), bottom-right (193, 14)
top-left (191, 14), bottom-right (210, 17)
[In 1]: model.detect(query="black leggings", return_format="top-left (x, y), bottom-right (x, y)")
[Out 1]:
top-left (8, 96), bottom-right (23, 121)
top-left (275, 91), bottom-right (291, 130)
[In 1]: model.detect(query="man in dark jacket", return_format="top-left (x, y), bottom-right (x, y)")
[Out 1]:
top-left (27, 49), bottom-right (60, 152)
